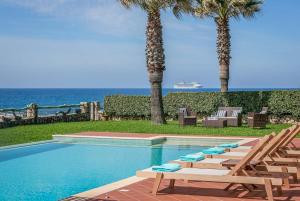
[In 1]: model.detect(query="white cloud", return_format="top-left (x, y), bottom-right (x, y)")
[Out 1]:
top-left (2, 0), bottom-right (68, 12)
top-left (81, 1), bottom-right (146, 36)
top-left (2, 0), bottom-right (146, 37)
top-left (2, 0), bottom-right (215, 38)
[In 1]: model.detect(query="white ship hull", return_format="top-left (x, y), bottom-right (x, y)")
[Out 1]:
top-left (173, 82), bottom-right (203, 89)
top-left (174, 86), bottom-right (203, 89)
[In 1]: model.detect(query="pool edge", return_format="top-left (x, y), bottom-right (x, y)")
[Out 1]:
top-left (71, 176), bottom-right (145, 199)
top-left (0, 140), bottom-right (57, 150)
top-left (53, 133), bottom-right (256, 147)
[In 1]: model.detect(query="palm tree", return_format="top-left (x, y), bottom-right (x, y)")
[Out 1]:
top-left (119, 0), bottom-right (192, 124)
top-left (194, 0), bottom-right (263, 92)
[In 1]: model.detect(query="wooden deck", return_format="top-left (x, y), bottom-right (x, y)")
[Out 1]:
top-left (61, 137), bottom-right (300, 201)
top-left (63, 177), bottom-right (300, 201)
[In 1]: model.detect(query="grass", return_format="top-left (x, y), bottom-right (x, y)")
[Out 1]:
top-left (0, 120), bottom-right (290, 147)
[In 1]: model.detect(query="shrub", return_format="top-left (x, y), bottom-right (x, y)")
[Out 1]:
top-left (104, 95), bottom-right (150, 118)
top-left (104, 90), bottom-right (300, 119)
top-left (268, 91), bottom-right (300, 118)
top-left (163, 92), bottom-right (224, 117)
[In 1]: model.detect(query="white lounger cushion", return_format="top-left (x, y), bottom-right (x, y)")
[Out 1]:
top-left (176, 168), bottom-right (230, 176)
top-left (174, 158), bottom-right (228, 164)
top-left (222, 152), bottom-right (248, 157)
top-left (143, 167), bottom-right (230, 176)
top-left (233, 146), bottom-right (252, 150)
top-left (198, 158), bottom-right (228, 164)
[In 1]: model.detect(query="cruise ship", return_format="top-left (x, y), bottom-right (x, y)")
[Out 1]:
top-left (173, 82), bottom-right (203, 89)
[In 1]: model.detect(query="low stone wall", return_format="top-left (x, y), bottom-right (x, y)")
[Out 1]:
top-left (0, 113), bottom-right (90, 129)
top-left (0, 101), bottom-right (101, 129)
top-left (240, 115), bottom-right (298, 125)
top-left (269, 115), bottom-right (299, 124)
top-left (108, 115), bottom-right (299, 125)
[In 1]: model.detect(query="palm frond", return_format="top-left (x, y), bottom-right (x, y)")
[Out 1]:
top-left (171, 0), bottom-right (194, 19)
top-left (194, 0), bottom-right (263, 20)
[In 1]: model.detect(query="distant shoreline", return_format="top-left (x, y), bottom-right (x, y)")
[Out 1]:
top-left (0, 87), bottom-right (299, 90)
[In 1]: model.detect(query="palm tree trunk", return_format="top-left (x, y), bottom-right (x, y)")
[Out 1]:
top-left (215, 17), bottom-right (231, 92)
top-left (146, 10), bottom-right (166, 125)
top-left (149, 72), bottom-right (165, 124)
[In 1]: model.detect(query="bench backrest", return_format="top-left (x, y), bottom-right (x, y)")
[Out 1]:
top-left (229, 134), bottom-right (272, 176)
top-left (178, 107), bottom-right (194, 117)
top-left (260, 107), bottom-right (268, 114)
top-left (279, 124), bottom-right (300, 148)
top-left (255, 128), bottom-right (291, 161)
top-left (218, 107), bottom-right (242, 117)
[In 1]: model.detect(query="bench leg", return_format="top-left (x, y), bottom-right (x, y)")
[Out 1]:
top-left (152, 173), bottom-right (163, 195)
top-left (224, 183), bottom-right (234, 191)
top-left (276, 186), bottom-right (282, 196)
top-left (292, 173), bottom-right (298, 183)
top-left (283, 178), bottom-right (290, 189)
top-left (281, 167), bottom-right (290, 188)
top-left (297, 166), bottom-right (300, 180)
top-left (169, 179), bottom-right (175, 189)
top-left (224, 183), bottom-right (252, 192)
top-left (242, 184), bottom-right (253, 191)
top-left (264, 179), bottom-right (274, 201)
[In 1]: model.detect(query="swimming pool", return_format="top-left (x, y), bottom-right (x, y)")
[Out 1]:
top-left (0, 137), bottom-right (240, 201)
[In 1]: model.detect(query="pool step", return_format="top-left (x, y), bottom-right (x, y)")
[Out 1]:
top-left (53, 135), bottom-right (167, 146)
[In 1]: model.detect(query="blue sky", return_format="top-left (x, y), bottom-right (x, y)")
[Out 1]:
top-left (0, 0), bottom-right (299, 88)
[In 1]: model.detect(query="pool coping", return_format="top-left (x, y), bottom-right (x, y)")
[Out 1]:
top-left (53, 133), bottom-right (256, 146)
top-left (73, 176), bottom-right (146, 198)
top-left (0, 135), bottom-right (255, 150)
top-left (0, 140), bottom-right (57, 150)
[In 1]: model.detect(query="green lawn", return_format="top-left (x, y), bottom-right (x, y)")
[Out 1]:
top-left (0, 120), bottom-right (290, 147)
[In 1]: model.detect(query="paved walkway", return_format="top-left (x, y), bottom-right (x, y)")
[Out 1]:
top-left (72, 132), bottom-right (159, 138)
top-left (70, 132), bottom-right (255, 140)
top-left (63, 178), bottom-right (300, 201)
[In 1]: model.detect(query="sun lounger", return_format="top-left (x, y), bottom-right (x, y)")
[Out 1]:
top-left (227, 126), bottom-right (300, 184)
top-left (137, 134), bottom-right (283, 201)
top-left (211, 125), bottom-right (300, 160)
top-left (174, 126), bottom-right (296, 165)
top-left (262, 126), bottom-right (300, 164)
top-left (232, 124), bottom-right (300, 153)
top-left (172, 133), bottom-right (275, 168)
top-left (200, 128), bottom-right (291, 164)
top-left (172, 128), bottom-right (299, 187)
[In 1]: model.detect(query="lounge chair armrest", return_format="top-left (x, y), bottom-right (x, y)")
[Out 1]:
top-left (191, 111), bottom-right (197, 116)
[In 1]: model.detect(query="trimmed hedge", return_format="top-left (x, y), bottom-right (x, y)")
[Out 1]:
top-left (104, 95), bottom-right (150, 118)
top-left (268, 91), bottom-right (300, 118)
top-left (104, 91), bottom-right (300, 119)
top-left (164, 92), bottom-right (224, 117)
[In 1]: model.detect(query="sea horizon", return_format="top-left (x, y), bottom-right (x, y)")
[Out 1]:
top-left (0, 87), bottom-right (299, 89)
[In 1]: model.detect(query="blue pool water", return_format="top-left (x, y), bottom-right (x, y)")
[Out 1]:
top-left (0, 142), bottom-right (209, 201)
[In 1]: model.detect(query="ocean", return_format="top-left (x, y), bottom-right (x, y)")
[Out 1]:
top-left (0, 88), bottom-right (297, 109)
